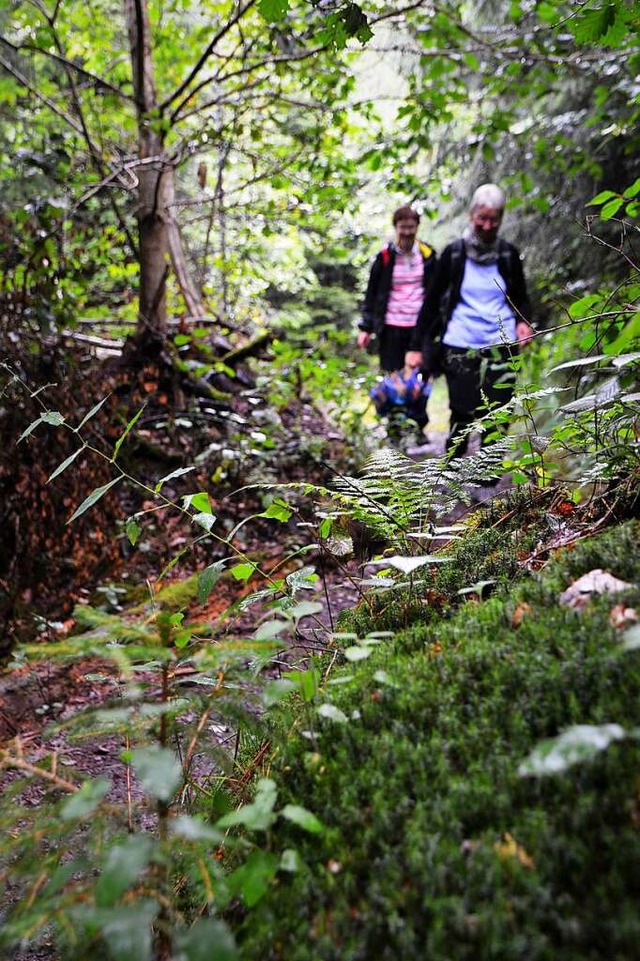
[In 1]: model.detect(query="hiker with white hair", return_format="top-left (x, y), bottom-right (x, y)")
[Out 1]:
top-left (407, 182), bottom-right (534, 460)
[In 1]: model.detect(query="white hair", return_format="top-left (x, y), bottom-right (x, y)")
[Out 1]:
top-left (470, 183), bottom-right (506, 212)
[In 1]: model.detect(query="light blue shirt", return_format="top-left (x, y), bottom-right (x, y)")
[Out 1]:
top-left (443, 260), bottom-right (516, 349)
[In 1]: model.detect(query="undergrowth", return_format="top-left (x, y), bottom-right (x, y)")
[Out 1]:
top-left (235, 518), bottom-right (640, 961)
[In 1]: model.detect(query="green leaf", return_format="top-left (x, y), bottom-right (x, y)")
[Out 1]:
top-left (170, 815), bottom-right (223, 843)
top-left (112, 404), bottom-right (145, 462)
top-left (198, 560), bottom-right (226, 605)
top-left (60, 777), bottom-right (111, 820)
top-left (283, 667), bottom-right (320, 702)
top-left (67, 476), bottom-right (122, 524)
top-left (193, 511), bottom-right (216, 531)
top-left (230, 562), bottom-right (256, 583)
top-left (623, 178), bottom-right (640, 199)
top-left (317, 703), bottom-right (349, 723)
top-left (586, 189), bottom-right (617, 206)
top-left (126, 517), bottom-right (141, 546)
top-left (280, 804), bottom-right (324, 834)
top-left (260, 499), bottom-right (293, 522)
top-left (217, 778), bottom-right (278, 831)
top-left (518, 724), bottom-right (625, 776)
top-left (263, 677), bottom-right (297, 707)
top-left (18, 415), bottom-right (46, 442)
top-left (75, 902), bottom-right (156, 960)
top-left (279, 848), bottom-right (302, 873)
top-left (343, 645), bottom-right (372, 662)
top-left (155, 465), bottom-right (196, 492)
top-left (76, 396), bottom-right (109, 431)
top-left (568, 294), bottom-right (601, 319)
top-left (173, 919), bottom-right (237, 961)
top-left (600, 197), bottom-right (624, 219)
top-left (258, 0), bottom-right (288, 23)
top-left (184, 491), bottom-right (211, 513)
top-left (226, 850), bottom-right (278, 907)
top-left (48, 445), bottom-right (85, 483)
top-left (130, 746), bottom-right (182, 801)
top-left (95, 836), bottom-right (158, 907)
top-left (41, 410), bottom-right (65, 426)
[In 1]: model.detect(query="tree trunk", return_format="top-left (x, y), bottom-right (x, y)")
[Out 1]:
top-left (124, 0), bottom-right (169, 344)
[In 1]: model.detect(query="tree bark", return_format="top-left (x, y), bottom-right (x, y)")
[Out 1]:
top-left (124, 0), bottom-right (169, 343)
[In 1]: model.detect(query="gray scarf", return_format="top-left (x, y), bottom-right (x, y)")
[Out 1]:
top-left (463, 225), bottom-right (499, 264)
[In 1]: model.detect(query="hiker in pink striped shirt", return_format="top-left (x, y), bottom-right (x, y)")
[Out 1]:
top-left (357, 206), bottom-right (437, 448)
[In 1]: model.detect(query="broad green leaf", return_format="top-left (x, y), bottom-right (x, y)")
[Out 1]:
top-left (76, 902), bottom-right (156, 960)
top-left (317, 703), bottom-right (349, 723)
top-left (173, 919), bottom-right (237, 961)
top-left (343, 645), bottom-right (372, 662)
top-left (130, 746), bottom-right (182, 801)
top-left (193, 511), bottom-right (216, 531)
top-left (155, 465), bottom-right (196, 492)
top-left (41, 410), bottom-right (65, 426)
top-left (280, 804), bottom-right (324, 834)
top-left (95, 835), bottom-right (158, 907)
top-left (586, 189), bottom-right (617, 206)
top-left (48, 445), bottom-right (85, 483)
top-left (262, 677), bottom-right (297, 707)
top-left (258, 0), bottom-right (288, 22)
top-left (289, 600), bottom-right (323, 620)
top-left (184, 491), bottom-right (211, 513)
top-left (60, 777), bottom-right (110, 820)
top-left (170, 815), bottom-right (223, 842)
top-left (67, 476), bottom-right (122, 524)
top-left (112, 404), bottom-right (145, 461)
top-left (284, 667), bottom-right (320, 702)
top-left (518, 724), bottom-right (625, 776)
top-left (230, 562), bottom-right (256, 583)
top-left (600, 197), bottom-right (624, 219)
top-left (217, 779), bottom-right (278, 831)
top-left (260, 500), bottom-right (293, 522)
top-left (279, 848), bottom-right (302, 873)
top-left (254, 618), bottom-right (289, 640)
top-left (126, 517), bottom-right (141, 546)
top-left (226, 850), bottom-right (278, 907)
top-left (198, 560), bottom-right (226, 605)
top-left (568, 294), bottom-right (601, 319)
top-left (623, 178), bottom-right (640, 199)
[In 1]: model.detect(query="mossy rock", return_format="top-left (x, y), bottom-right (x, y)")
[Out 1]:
top-left (236, 520), bottom-right (640, 960)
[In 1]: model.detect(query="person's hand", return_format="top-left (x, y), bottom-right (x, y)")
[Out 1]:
top-left (357, 330), bottom-right (371, 349)
top-left (404, 350), bottom-right (423, 369)
top-left (517, 321), bottom-right (534, 346)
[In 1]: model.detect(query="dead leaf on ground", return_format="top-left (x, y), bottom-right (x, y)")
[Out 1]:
top-left (559, 569), bottom-right (635, 610)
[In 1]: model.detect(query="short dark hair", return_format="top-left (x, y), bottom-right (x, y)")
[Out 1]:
top-left (392, 205), bottom-right (420, 226)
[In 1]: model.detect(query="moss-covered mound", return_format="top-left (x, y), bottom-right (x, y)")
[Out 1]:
top-left (237, 520), bottom-right (640, 960)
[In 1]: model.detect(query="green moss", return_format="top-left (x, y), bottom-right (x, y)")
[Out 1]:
top-left (237, 521), bottom-right (640, 960)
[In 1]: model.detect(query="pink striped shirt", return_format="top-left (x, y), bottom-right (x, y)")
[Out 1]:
top-left (385, 244), bottom-right (425, 328)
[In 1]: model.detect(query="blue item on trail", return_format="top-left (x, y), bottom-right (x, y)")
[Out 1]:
top-left (369, 368), bottom-right (431, 418)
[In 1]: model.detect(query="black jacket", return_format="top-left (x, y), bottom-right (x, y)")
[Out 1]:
top-left (411, 237), bottom-right (531, 352)
top-left (359, 241), bottom-right (437, 336)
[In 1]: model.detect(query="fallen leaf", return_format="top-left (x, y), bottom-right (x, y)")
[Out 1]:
top-left (559, 569), bottom-right (635, 609)
top-left (494, 832), bottom-right (535, 869)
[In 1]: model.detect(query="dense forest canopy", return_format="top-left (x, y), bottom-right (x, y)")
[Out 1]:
top-left (1, 0), bottom-right (638, 350)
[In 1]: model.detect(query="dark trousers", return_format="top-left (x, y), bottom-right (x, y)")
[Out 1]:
top-left (443, 345), bottom-right (516, 457)
top-left (379, 325), bottom-right (428, 429)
